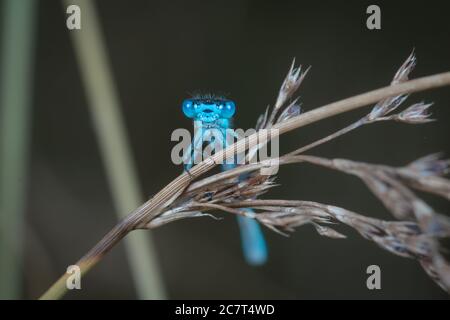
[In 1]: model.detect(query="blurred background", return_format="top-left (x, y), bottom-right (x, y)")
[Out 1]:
top-left (0, 0), bottom-right (449, 299)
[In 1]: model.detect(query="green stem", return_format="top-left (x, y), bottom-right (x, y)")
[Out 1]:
top-left (62, 0), bottom-right (166, 299)
top-left (0, 0), bottom-right (37, 299)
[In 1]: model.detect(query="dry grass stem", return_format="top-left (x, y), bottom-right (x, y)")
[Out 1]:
top-left (40, 54), bottom-right (450, 299)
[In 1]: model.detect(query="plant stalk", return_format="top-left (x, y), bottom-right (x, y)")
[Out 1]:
top-left (60, 0), bottom-right (166, 299)
top-left (0, 0), bottom-right (37, 299)
top-left (40, 70), bottom-right (450, 300)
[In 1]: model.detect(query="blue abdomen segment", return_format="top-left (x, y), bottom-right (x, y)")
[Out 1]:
top-left (237, 212), bottom-right (268, 266)
top-left (222, 164), bottom-right (268, 265)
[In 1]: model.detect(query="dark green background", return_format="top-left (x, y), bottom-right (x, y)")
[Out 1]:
top-left (22, 0), bottom-right (450, 298)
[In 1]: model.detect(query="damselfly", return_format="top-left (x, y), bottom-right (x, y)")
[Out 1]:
top-left (181, 95), bottom-right (268, 265)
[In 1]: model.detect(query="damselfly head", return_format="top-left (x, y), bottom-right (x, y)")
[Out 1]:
top-left (182, 95), bottom-right (236, 122)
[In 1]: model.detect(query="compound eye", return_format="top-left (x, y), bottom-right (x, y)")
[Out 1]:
top-left (182, 99), bottom-right (195, 118)
top-left (221, 100), bottom-right (236, 118)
